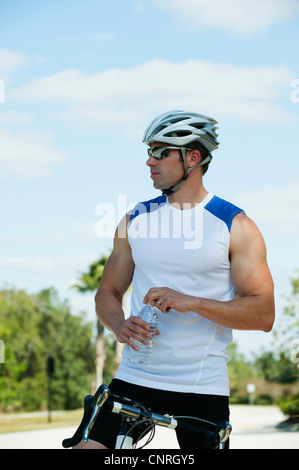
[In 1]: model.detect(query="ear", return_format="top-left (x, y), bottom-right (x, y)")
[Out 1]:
top-left (187, 149), bottom-right (201, 168)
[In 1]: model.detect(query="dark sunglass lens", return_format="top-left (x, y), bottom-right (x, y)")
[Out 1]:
top-left (160, 148), bottom-right (170, 158)
top-left (148, 147), bottom-right (172, 159)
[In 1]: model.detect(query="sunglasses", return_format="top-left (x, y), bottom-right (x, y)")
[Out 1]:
top-left (147, 146), bottom-right (190, 160)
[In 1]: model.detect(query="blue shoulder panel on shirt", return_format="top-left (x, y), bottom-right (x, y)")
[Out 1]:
top-left (129, 195), bottom-right (167, 223)
top-left (204, 196), bottom-right (243, 232)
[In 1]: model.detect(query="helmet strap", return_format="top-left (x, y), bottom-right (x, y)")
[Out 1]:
top-left (161, 149), bottom-right (212, 197)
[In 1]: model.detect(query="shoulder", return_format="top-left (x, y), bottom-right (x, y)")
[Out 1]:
top-left (204, 195), bottom-right (244, 232)
top-left (230, 211), bottom-right (267, 259)
top-left (129, 195), bottom-right (167, 224)
top-left (231, 211), bottom-right (263, 239)
top-left (115, 195), bottom-right (167, 241)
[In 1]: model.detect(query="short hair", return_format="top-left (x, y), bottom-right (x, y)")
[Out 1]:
top-left (187, 142), bottom-right (211, 175)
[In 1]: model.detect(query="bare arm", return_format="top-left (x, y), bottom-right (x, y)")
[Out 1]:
top-left (144, 213), bottom-right (275, 332)
top-left (95, 215), bottom-right (157, 350)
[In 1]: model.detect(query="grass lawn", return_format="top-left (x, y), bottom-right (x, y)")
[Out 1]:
top-left (0, 409), bottom-right (82, 434)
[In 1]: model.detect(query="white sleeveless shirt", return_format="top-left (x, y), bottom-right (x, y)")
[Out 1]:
top-left (115, 193), bottom-right (243, 396)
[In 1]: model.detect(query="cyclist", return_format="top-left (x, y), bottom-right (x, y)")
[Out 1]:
top-left (74, 110), bottom-right (275, 449)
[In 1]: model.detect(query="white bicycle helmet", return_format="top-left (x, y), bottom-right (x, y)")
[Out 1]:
top-left (143, 110), bottom-right (219, 195)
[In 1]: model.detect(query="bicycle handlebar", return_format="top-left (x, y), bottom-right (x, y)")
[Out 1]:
top-left (62, 384), bottom-right (232, 449)
top-left (106, 399), bottom-right (231, 448)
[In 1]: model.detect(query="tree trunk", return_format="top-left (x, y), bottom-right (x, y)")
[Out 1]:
top-left (115, 340), bottom-right (124, 366)
top-left (94, 293), bottom-right (129, 389)
top-left (95, 322), bottom-right (106, 388)
top-left (115, 295), bottom-right (127, 366)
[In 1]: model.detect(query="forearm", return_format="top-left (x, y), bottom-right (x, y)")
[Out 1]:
top-left (192, 294), bottom-right (275, 332)
top-left (144, 287), bottom-right (275, 333)
top-left (95, 287), bottom-right (125, 337)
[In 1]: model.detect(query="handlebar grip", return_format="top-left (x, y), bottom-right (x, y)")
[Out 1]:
top-left (176, 420), bottom-right (219, 449)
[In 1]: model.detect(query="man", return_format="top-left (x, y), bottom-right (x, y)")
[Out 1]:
top-left (75, 110), bottom-right (275, 449)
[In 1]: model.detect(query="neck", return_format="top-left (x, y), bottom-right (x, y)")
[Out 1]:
top-left (167, 175), bottom-right (208, 209)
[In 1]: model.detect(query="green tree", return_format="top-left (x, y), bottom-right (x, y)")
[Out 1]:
top-left (73, 255), bottom-right (109, 292)
top-left (73, 254), bottom-right (121, 387)
top-left (37, 288), bottom-right (96, 409)
top-left (271, 272), bottom-right (299, 382)
top-left (0, 287), bottom-right (95, 411)
top-left (227, 342), bottom-right (254, 398)
top-left (0, 289), bottom-right (45, 410)
top-left (271, 272), bottom-right (299, 416)
top-left (254, 351), bottom-right (297, 384)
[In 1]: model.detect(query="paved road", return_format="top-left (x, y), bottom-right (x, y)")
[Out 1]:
top-left (0, 405), bottom-right (298, 449)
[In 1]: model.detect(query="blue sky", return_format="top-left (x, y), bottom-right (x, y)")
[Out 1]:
top-left (0, 0), bottom-right (299, 357)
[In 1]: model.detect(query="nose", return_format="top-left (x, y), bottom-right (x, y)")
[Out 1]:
top-left (146, 155), bottom-right (157, 167)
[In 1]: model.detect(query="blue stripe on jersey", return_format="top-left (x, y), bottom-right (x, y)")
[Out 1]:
top-left (204, 195), bottom-right (243, 232)
top-left (129, 195), bottom-right (167, 223)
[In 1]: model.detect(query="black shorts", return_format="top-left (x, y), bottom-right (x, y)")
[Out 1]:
top-left (89, 379), bottom-right (229, 449)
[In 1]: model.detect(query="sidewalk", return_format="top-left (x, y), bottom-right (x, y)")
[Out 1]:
top-left (229, 405), bottom-right (299, 449)
top-left (0, 405), bottom-right (298, 449)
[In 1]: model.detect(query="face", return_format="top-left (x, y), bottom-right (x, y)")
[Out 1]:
top-left (146, 143), bottom-right (185, 191)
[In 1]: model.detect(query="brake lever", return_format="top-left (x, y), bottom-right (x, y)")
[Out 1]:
top-left (83, 385), bottom-right (111, 443)
top-left (218, 421), bottom-right (232, 447)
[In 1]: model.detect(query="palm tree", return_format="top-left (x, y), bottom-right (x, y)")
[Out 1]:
top-left (73, 255), bottom-right (108, 388)
top-left (73, 255), bottom-right (109, 293)
top-left (73, 254), bottom-right (125, 388)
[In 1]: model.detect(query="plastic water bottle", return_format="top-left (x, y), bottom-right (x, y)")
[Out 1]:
top-left (130, 303), bottom-right (158, 364)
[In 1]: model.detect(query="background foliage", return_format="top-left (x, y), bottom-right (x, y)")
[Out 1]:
top-left (0, 268), bottom-right (298, 416)
top-left (0, 288), bottom-right (95, 411)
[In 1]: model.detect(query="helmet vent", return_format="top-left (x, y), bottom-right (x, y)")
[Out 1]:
top-left (165, 130), bottom-right (192, 138)
top-left (192, 123), bottom-right (207, 130)
top-left (168, 117), bottom-right (189, 124)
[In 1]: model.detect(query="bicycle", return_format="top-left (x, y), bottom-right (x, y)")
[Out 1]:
top-left (62, 384), bottom-right (232, 449)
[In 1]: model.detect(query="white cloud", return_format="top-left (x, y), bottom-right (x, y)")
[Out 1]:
top-left (0, 256), bottom-right (55, 271)
top-left (0, 254), bottom-right (97, 272)
top-left (0, 129), bottom-right (69, 180)
top-left (230, 180), bottom-right (299, 236)
top-left (9, 60), bottom-right (294, 133)
top-left (0, 49), bottom-right (47, 84)
top-left (0, 111), bottom-right (33, 125)
top-left (0, 49), bottom-right (29, 75)
top-left (152, 0), bottom-right (299, 36)
top-left (5, 223), bottom-right (97, 246)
